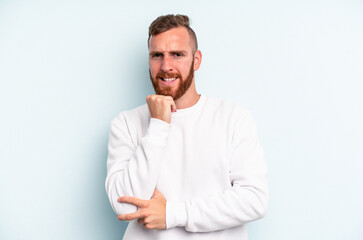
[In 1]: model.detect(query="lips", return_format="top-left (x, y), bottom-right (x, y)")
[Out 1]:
top-left (160, 77), bottom-right (177, 82)
top-left (158, 77), bottom-right (178, 86)
top-left (156, 72), bottom-right (181, 86)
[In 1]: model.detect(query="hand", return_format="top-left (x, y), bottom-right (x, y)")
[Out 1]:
top-left (146, 95), bottom-right (177, 124)
top-left (117, 189), bottom-right (167, 230)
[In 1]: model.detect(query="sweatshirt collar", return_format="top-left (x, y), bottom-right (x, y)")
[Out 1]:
top-left (171, 94), bottom-right (207, 117)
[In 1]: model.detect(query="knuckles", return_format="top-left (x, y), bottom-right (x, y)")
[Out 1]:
top-left (144, 224), bottom-right (153, 230)
top-left (144, 217), bottom-right (151, 224)
top-left (147, 94), bottom-right (173, 104)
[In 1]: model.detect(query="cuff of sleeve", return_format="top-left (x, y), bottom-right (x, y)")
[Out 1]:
top-left (166, 201), bottom-right (187, 229)
top-left (145, 118), bottom-right (171, 140)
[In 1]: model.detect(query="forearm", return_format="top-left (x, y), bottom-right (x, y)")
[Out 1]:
top-left (166, 174), bottom-right (268, 232)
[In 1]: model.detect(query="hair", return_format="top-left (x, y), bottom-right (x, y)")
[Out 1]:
top-left (148, 14), bottom-right (198, 52)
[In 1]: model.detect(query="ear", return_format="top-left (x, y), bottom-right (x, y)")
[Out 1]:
top-left (193, 50), bottom-right (202, 71)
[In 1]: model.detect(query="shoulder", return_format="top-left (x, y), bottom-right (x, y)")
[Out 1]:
top-left (111, 104), bottom-right (149, 128)
top-left (203, 95), bottom-right (251, 120)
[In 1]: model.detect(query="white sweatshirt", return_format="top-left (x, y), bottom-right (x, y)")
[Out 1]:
top-left (105, 95), bottom-right (268, 240)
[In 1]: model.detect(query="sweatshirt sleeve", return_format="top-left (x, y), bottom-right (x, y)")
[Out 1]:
top-left (105, 113), bottom-right (171, 215)
top-left (165, 110), bottom-right (268, 232)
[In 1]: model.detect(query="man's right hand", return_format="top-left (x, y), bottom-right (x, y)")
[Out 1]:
top-left (146, 95), bottom-right (177, 124)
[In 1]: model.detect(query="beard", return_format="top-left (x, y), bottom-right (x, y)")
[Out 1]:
top-left (149, 59), bottom-right (194, 101)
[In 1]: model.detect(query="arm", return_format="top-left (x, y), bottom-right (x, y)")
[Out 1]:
top-left (166, 110), bottom-right (269, 232)
top-left (105, 114), bottom-right (171, 215)
top-left (105, 95), bottom-right (176, 215)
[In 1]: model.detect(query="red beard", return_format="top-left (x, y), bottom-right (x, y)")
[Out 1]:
top-left (149, 60), bottom-right (194, 101)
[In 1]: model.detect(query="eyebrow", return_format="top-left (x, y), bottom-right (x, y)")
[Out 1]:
top-left (149, 51), bottom-right (162, 56)
top-left (149, 50), bottom-right (188, 56)
top-left (170, 50), bottom-right (187, 55)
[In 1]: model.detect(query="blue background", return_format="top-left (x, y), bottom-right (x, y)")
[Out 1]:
top-left (1, 0), bottom-right (362, 239)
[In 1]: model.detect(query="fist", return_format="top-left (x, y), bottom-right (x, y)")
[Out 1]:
top-left (146, 95), bottom-right (177, 124)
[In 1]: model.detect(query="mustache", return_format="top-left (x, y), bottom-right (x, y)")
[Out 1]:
top-left (156, 72), bottom-right (182, 79)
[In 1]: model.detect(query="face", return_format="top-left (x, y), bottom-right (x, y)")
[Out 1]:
top-left (148, 27), bottom-right (199, 100)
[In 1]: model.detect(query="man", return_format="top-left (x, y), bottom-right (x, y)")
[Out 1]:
top-left (105, 14), bottom-right (268, 239)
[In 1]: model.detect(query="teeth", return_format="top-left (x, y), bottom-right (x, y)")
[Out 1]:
top-left (163, 77), bottom-right (177, 82)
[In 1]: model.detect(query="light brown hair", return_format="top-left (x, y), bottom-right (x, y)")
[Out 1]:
top-left (148, 14), bottom-right (198, 52)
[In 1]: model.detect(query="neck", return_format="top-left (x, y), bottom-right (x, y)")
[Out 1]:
top-left (174, 80), bottom-right (200, 109)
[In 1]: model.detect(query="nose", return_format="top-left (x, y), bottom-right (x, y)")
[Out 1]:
top-left (160, 55), bottom-right (173, 72)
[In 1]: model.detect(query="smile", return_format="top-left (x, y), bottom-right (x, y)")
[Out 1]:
top-left (158, 77), bottom-right (178, 86)
top-left (161, 77), bottom-right (178, 82)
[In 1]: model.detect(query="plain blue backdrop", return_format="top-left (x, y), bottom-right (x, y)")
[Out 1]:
top-left (0, 0), bottom-right (362, 239)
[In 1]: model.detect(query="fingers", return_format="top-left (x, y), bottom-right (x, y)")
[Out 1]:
top-left (170, 101), bottom-right (177, 112)
top-left (119, 191), bottom-right (166, 229)
top-left (117, 197), bottom-right (148, 222)
top-left (117, 211), bottom-right (142, 221)
top-left (137, 217), bottom-right (155, 230)
top-left (137, 218), bottom-right (145, 225)
top-left (162, 96), bottom-right (176, 111)
top-left (152, 189), bottom-right (158, 198)
top-left (146, 95), bottom-right (177, 123)
top-left (146, 95), bottom-right (177, 111)
top-left (165, 97), bottom-right (177, 112)
top-left (152, 189), bottom-right (161, 199)
top-left (146, 94), bottom-right (173, 101)
top-left (118, 196), bottom-right (148, 208)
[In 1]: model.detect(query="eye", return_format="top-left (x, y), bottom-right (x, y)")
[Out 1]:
top-left (151, 53), bottom-right (162, 58)
top-left (173, 52), bottom-right (184, 57)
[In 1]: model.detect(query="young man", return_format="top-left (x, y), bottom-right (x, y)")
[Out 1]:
top-left (105, 14), bottom-right (268, 239)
